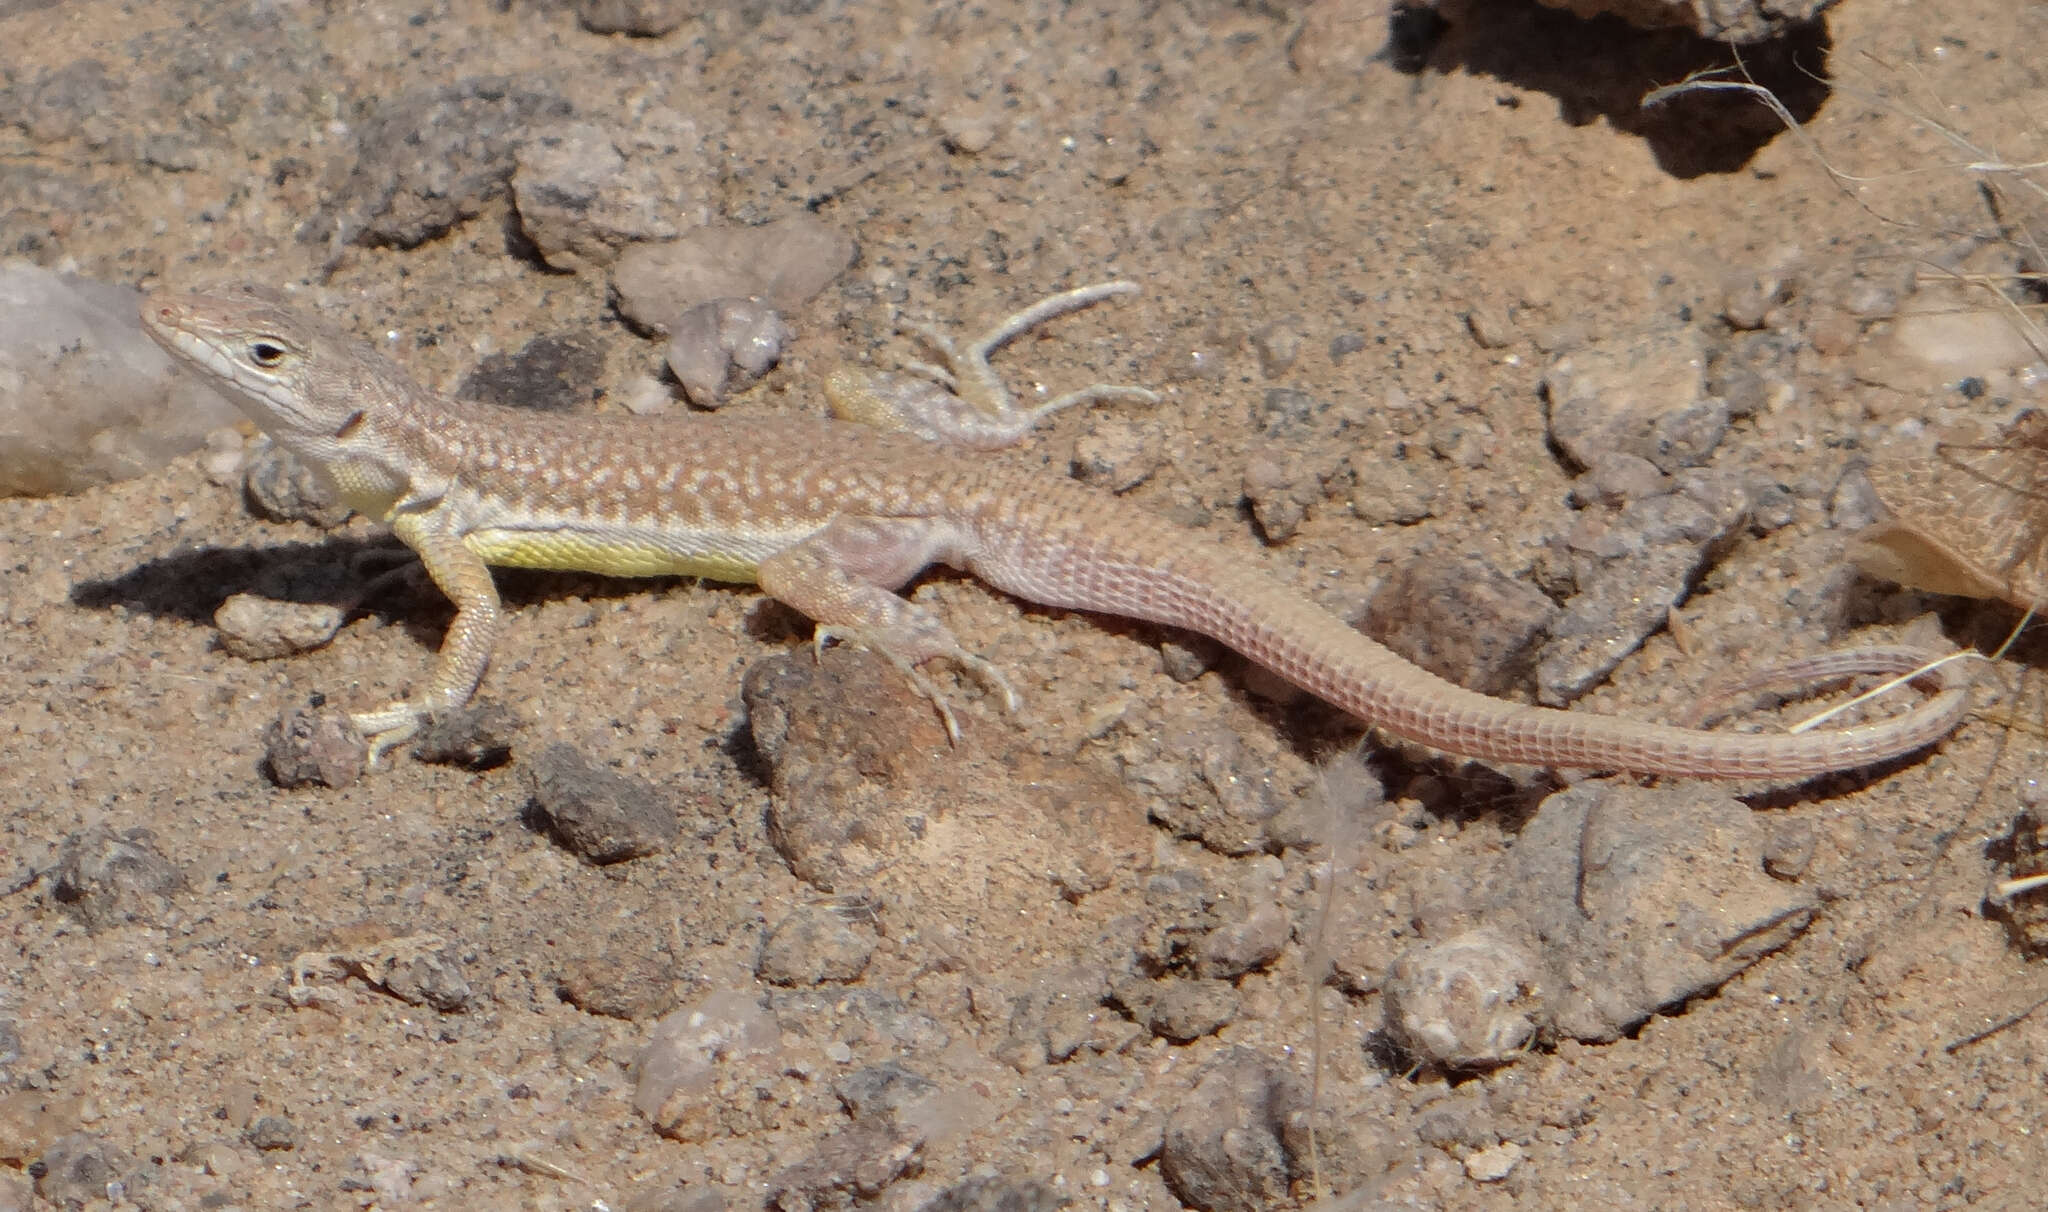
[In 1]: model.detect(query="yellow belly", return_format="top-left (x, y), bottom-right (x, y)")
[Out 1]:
top-left (464, 529), bottom-right (761, 583)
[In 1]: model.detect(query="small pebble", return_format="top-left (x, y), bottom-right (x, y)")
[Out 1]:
top-left (612, 217), bottom-right (855, 334)
top-left (1465, 302), bottom-right (1515, 349)
top-left (369, 941), bottom-right (476, 1012)
top-left (576, 0), bottom-right (687, 36)
top-left (767, 1123), bottom-right (924, 1210)
top-left (1464, 1141), bottom-right (1523, 1183)
top-left (1070, 416), bottom-right (1160, 492)
top-left (243, 442), bottom-right (351, 527)
top-left (665, 297), bottom-right (791, 408)
top-left (1250, 317), bottom-right (1302, 376)
top-left (635, 992), bottom-right (783, 1142)
top-left (243, 1116), bottom-right (297, 1152)
top-left (1158, 637), bottom-right (1221, 683)
top-left (1361, 550), bottom-right (1558, 697)
top-left (1112, 975), bottom-right (1239, 1043)
top-left (1350, 457), bottom-right (1440, 525)
top-left (620, 374), bottom-right (675, 416)
top-left (1195, 903), bottom-right (1290, 978)
top-left (1545, 325), bottom-right (1720, 473)
top-left (214, 593), bottom-right (345, 661)
top-left (1158, 1048), bottom-right (1305, 1211)
top-left (1762, 820), bottom-right (1817, 881)
top-left (940, 112), bottom-right (997, 154)
top-left (31, 1136), bottom-right (138, 1210)
top-left (1569, 453), bottom-right (1667, 507)
top-left (180, 1141), bottom-right (241, 1177)
top-left (1381, 929), bottom-right (1543, 1070)
top-left (199, 427), bottom-right (246, 487)
top-left (756, 905), bottom-right (875, 986)
top-left (1722, 272), bottom-right (1787, 330)
top-left (511, 120), bottom-right (685, 271)
top-left (834, 1062), bottom-right (938, 1124)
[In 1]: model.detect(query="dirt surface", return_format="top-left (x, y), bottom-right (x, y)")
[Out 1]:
top-left (5, 1), bottom-right (2048, 1208)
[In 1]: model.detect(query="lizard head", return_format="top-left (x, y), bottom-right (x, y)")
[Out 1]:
top-left (140, 284), bottom-right (425, 476)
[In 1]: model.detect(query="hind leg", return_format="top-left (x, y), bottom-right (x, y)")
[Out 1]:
top-left (756, 515), bottom-right (1017, 740)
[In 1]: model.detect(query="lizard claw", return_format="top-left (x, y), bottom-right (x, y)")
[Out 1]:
top-left (349, 702), bottom-right (428, 769)
top-left (811, 626), bottom-right (1020, 741)
top-left (946, 650), bottom-right (1021, 714)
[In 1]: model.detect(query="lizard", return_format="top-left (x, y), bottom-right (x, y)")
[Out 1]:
top-left (140, 279), bottom-right (1974, 781)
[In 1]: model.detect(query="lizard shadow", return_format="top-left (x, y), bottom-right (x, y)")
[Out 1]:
top-left (70, 534), bottom-right (688, 646)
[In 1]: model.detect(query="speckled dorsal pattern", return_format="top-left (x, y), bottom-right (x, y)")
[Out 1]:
top-left (142, 283), bottom-right (1973, 780)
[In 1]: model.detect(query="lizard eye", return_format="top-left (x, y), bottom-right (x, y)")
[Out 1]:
top-left (249, 340), bottom-right (287, 368)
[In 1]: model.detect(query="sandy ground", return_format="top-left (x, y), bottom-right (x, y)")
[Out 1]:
top-left (5, 0), bottom-right (2048, 1208)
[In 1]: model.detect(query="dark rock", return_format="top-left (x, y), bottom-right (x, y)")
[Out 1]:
top-left (766, 1122), bottom-right (923, 1211)
top-left (243, 1115), bottom-right (297, 1151)
top-left (744, 647), bottom-right (951, 890)
top-left (263, 705), bottom-right (366, 789)
top-left (527, 744), bottom-right (679, 863)
top-left (915, 1177), bottom-right (1062, 1212)
top-left (459, 332), bottom-right (607, 413)
top-left (49, 826), bottom-right (185, 931)
top-left (312, 77), bottom-right (574, 250)
top-left (1362, 550), bottom-right (1560, 697)
top-left (412, 701), bottom-right (521, 771)
top-left (1158, 1049), bottom-right (1305, 1212)
top-left (834, 1062), bottom-right (939, 1125)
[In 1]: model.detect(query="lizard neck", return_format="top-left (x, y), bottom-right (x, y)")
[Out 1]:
top-left (287, 378), bottom-right (453, 523)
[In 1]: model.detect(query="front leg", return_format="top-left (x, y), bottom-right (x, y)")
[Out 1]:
top-left (822, 280), bottom-right (1158, 450)
top-left (349, 513), bottom-right (504, 765)
top-left (756, 515), bottom-right (1016, 741)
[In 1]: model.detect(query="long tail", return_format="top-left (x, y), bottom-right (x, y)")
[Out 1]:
top-left (970, 494), bottom-right (1973, 780)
